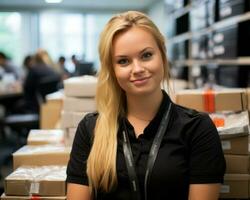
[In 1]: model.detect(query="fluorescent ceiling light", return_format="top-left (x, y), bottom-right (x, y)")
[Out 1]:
top-left (45, 0), bottom-right (63, 3)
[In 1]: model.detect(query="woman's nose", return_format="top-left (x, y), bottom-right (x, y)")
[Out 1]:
top-left (131, 60), bottom-right (145, 74)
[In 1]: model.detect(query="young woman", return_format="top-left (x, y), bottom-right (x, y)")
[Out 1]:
top-left (66, 11), bottom-right (225, 200)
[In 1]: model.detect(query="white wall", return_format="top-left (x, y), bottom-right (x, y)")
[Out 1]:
top-left (147, 0), bottom-right (167, 37)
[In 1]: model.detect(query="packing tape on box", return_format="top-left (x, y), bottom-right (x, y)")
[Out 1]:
top-left (203, 89), bottom-right (215, 113)
top-left (30, 182), bottom-right (40, 194)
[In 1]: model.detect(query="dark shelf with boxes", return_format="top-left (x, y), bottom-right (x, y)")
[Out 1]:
top-left (165, 0), bottom-right (250, 88)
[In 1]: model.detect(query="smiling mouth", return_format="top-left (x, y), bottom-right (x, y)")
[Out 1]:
top-left (131, 76), bottom-right (150, 82)
top-left (130, 77), bottom-right (151, 86)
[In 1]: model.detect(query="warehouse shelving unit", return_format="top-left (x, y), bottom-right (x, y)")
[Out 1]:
top-left (165, 0), bottom-right (250, 88)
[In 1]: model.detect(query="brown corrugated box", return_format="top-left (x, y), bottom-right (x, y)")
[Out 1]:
top-left (4, 166), bottom-right (66, 196)
top-left (225, 155), bottom-right (249, 174)
top-left (220, 174), bottom-right (250, 199)
top-left (247, 88), bottom-right (250, 110)
top-left (40, 91), bottom-right (63, 129)
top-left (221, 135), bottom-right (249, 155)
top-left (1, 194), bottom-right (66, 200)
top-left (12, 145), bottom-right (70, 170)
top-left (27, 130), bottom-right (65, 145)
top-left (40, 100), bottom-right (63, 129)
top-left (176, 89), bottom-right (247, 112)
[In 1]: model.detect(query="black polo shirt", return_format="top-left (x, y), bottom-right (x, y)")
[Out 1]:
top-left (66, 91), bottom-right (226, 200)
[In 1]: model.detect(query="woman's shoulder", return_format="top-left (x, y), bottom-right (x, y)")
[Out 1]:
top-left (172, 103), bottom-right (213, 129)
top-left (82, 111), bottom-right (98, 120)
top-left (172, 103), bottom-right (219, 145)
top-left (79, 111), bottom-right (98, 128)
top-left (173, 103), bottom-right (207, 118)
top-left (74, 112), bottom-right (98, 144)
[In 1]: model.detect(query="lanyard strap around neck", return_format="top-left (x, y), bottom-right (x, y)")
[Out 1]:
top-left (122, 102), bottom-right (172, 200)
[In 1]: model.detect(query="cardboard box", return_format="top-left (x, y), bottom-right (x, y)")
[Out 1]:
top-left (210, 111), bottom-right (249, 139)
top-left (176, 88), bottom-right (247, 112)
top-left (220, 174), bottom-right (250, 199)
top-left (221, 135), bottom-right (249, 155)
top-left (225, 155), bottom-right (249, 174)
top-left (64, 75), bottom-right (97, 97)
top-left (5, 166), bottom-right (66, 196)
top-left (45, 90), bottom-right (64, 101)
top-left (61, 111), bottom-right (86, 128)
top-left (63, 97), bottom-right (96, 112)
top-left (247, 88), bottom-right (250, 110)
top-left (27, 129), bottom-right (65, 145)
top-left (13, 145), bottom-right (70, 170)
top-left (40, 99), bottom-right (63, 129)
top-left (1, 194), bottom-right (66, 200)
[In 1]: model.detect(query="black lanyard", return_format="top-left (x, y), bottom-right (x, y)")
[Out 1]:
top-left (122, 102), bottom-right (172, 200)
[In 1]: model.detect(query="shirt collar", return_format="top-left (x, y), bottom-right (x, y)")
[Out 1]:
top-left (120, 90), bottom-right (172, 140)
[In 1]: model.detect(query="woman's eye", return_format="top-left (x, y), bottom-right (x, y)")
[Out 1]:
top-left (117, 58), bottom-right (129, 65)
top-left (142, 52), bottom-right (153, 60)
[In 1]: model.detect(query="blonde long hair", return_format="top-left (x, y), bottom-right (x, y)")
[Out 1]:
top-left (87, 11), bottom-right (170, 193)
top-left (34, 48), bottom-right (60, 72)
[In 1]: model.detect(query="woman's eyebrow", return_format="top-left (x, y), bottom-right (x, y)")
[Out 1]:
top-left (114, 47), bottom-right (154, 58)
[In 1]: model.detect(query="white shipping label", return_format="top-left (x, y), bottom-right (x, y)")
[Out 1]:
top-left (30, 182), bottom-right (40, 194)
top-left (220, 185), bottom-right (230, 193)
top-left (222, 141), bottom-right (231, 150)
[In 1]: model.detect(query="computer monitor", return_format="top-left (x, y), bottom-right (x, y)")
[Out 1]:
top-left (76, 62), bottom-right (95, 76)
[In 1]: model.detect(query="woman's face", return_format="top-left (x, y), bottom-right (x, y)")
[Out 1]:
top-left (112, 26), bottom-right (164, 97)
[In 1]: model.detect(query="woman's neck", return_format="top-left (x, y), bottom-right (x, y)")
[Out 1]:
top-left (126, 89), bottom-right (163, 121)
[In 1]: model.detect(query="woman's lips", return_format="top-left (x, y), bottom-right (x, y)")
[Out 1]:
top-left (131, 76), bottom-right (150, 86)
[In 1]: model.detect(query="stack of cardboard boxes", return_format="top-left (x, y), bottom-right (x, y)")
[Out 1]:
top-left (61, 76), bottom-right (97, 146)
top-left (2, 82), bottom-right (250, 199)
top-left (2, 165), bottom-right (66, 200)
top-left (212, 111), bottom-right (250, 199)
top-left (176, 88), bottom-right (250, 199)
top-left (1, 129), bottom-right (70, 199)
top-left (1, 75), bottom-right (98, 199)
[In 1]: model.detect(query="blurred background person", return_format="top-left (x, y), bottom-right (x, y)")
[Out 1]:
top-left (57, 56), bottom-right (71, 80)
top-left (23, 49), bottom-right (61, 113)
top-left (12, 49), bottom-right (60, 114)
top-left (71, 54), bottom-right (80, 75)
top-left (0, 51), bottom-right (20, 80)
top-left (23, 55), bottom-right (33, 72)
top-left (19, 55), bottom-right (33, 82)
top-left (36, 48), bottom-right (60, 73)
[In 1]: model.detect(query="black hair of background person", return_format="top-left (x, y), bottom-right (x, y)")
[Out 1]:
top-left (0, 51), bottom-right (20, 79)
